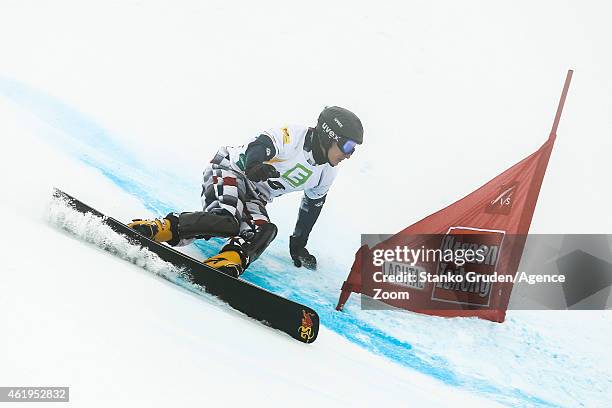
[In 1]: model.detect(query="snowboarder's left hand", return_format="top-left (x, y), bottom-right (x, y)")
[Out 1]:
top-left (245, 162), bottom-right (280, 182)
top-left (290, 236), bottom-right (317, 270)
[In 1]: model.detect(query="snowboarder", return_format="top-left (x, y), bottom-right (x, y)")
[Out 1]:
top-left (128, 106), bottom-right (363, 277)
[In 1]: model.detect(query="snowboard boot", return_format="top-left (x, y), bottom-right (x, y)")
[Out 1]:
top-left (202, 250), bottom-right (246, 278)
top-left (202, 236), bottom-right (249, 278)
top-left (128, 215), bottom-right (178, 244)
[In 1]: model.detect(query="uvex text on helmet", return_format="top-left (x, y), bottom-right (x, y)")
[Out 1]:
top-left (316, 106), bottom-right (363, 144)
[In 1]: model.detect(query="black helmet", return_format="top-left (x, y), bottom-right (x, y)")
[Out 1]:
top-left (316, 106), bottom-right (363, 152)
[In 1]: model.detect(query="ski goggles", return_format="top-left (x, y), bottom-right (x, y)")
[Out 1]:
top-left (336, 137), bottom-right (358, 155)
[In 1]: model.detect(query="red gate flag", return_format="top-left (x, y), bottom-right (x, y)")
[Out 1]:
top-left (336, 71), bottom-right (574, 322)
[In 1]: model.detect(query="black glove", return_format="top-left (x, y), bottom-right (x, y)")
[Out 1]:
top-left (290, 235), bottom-right (317, 270)
top-left (245, 162), bottom-right (280, 182)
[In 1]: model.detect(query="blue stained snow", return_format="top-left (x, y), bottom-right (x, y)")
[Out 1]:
top-left (0, 78), bottom-right (571, 408)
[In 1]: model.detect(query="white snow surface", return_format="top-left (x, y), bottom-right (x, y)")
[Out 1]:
top-left (1, 1), bottom-right (612, 407)
top-left (0, 128), bottom-right (497, 408)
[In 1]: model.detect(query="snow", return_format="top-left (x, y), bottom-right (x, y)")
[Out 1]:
top-left (0, 123), bottom-right (495, 407)
top-left (1, 1), bottom-right (612, 407)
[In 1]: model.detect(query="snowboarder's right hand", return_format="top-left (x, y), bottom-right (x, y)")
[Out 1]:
top-left (290, 236), bottom-right (317, 270)
top-left (245, 162), bottom-right (280, 182)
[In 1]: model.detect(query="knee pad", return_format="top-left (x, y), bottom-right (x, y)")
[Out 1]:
top-left (243, 223), bottom-right (278, 264)
top-left (177, 210), bottom-right (240, 240)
